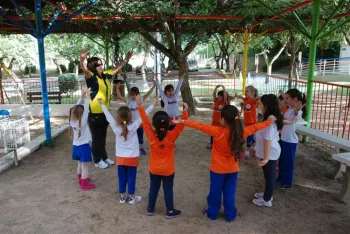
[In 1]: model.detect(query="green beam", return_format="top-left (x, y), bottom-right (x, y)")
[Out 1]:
top-left (316, 0), bottom-right (347, 38)
top-left (303, 0), bottom-right (321, 142)
top-left (317, 17), bottom-right (350, 39)
top-left (292, 11), bottom-right (310, 36)
top-left (83, 33), bottom-right (105, 48)
top-left (104, 28), bottom-right (110, 69)
top-left (255, 0), bottom-right (311, 39)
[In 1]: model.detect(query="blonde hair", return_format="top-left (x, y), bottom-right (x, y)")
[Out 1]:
top-left (117, 106), bottom-right (132, 140)
top-left (69, 105), bottom-right (84, 139)
top-left (246, 85), bottom-right (258, 98)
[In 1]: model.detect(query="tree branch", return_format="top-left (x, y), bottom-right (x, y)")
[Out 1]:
top-left (271, 37), bottom-right (289, 64)
top-left (156, 11), bottom-right (176, 55)
top-left (183, 29), bottom-right (206, 57)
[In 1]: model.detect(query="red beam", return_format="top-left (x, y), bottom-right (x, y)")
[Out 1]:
top-left (333, 11), bottom-right (350, 19)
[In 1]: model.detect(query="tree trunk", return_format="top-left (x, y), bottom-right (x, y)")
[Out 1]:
top-left (74, 64), bottom-right (79, 76)
top-left (288, 49), bottom-right (296, 89)
top-left (220, 54), bottom-right (224, 70)
top-left (225, 55), bottom-right (230, 72)
top-left (267, 64), bottom-right (272, 76)
top-left (215, 58), bottom-right (220, 69)
top-left (178, 56), bottom-right (195, 115)
top-left (53, 59), bottom-right (62, 76)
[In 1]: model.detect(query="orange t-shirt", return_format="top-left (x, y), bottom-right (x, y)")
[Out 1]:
top-left (138, 106), bottom-right (188, 176)
top-left (243, 97), bottom-right (258, 124)
top-left (212, 97), bottom-right (228, 126)
top-left (280, 107), bottom-right (288, 115)
top-left (184, 120), bottom-right (271, 174)
top-left (116, 157), bottom-right (139, 167)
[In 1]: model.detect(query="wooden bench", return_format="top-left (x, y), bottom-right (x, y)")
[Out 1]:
top-left (27, 91), bottom-right (62, 104)
top-left (296, 125), bottom-right (350, 202)
top-left (332, 153), bottom-right (350, 202)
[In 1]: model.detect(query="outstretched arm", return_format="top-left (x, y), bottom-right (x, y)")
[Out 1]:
top-left (111, 51), bottom-right (133, 75)
top-left (80, 49), bottom-right (92, 79)
top-left (243, 116), bottom-right (276, 138)
top-left (143, 80), bottom-right (156, 101)
top-left (115, 83), bottom-right (127, 103)
top-left (235, 93), bottom-right (244, 100)
top-left (174, 79), bottom-right (184, 97)
top-left (98, 98), bottom-right (119, 134)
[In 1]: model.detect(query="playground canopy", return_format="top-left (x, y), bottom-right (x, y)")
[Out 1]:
top-left (0, 0), bottom-right (350, 143)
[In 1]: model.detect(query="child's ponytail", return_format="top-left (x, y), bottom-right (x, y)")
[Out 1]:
top-left (68, 107), bottom-right (73, 139)
top-left (116, 106), bottom-right (132, 141)
top-left (301, 93), bottom-right (307, 119)
top-left (152, 111), bottom-right (170, 141)
top-left (69, 105), bottom-right (84, 139)
top-left (221, 105), bottom-right (244, 162)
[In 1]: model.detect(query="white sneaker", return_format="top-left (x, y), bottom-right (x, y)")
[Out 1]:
top-left (94, 160), bottom-right (109, 169)
top-left (254, 192), bottom-right (273, 201)
top-left (253, 197), bottom-right (272, 207)
top-left (128, 196), bottom-right (142, 205)
top-left (120, 197), bottom-right (126, 204)
top-left (104, 158), bottom-right (115, 165)
top-left (245, 150), bottom-right (250, 157)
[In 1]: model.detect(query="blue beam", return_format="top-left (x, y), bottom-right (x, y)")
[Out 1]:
top-left (43, 0), bottom-right (99, 37)
top-left (45, 9), bottom-right (62, 34)
top-left (10, 0), bottom-right (36, 33)
top-left (0, 10), bottom-right (35, 37)
top-left (35, 0), bottom-right (52, 141)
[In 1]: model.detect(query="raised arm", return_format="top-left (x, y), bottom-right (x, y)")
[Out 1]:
top-left (143, 80), bottom-right (156, 101)
top-left (213, 85), bottom-right (220, 99)
top-left (80, 49), bottom-right (92, 79)
top-left (111, 51), bottom-right (133, 75)
top-left (98, 99), bottom-right (119, 134)
top-left (138, 105), bottom-right (157, 142)
top-left (168, 103), bottom-right (189, 141)
top-left (174, 79), bottom-right (184, 97)
top-left (129, 104), bottom-right (155, 131)
top-left (115, 83), bottom-right (127, 103)
top-left (235, 93), bottom-right (244, 101)
top-left (243, 118), bottom-right (274, 138)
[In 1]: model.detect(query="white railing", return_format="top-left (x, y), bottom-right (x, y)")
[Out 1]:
top-left (300, 57), bottom-right (350, 77)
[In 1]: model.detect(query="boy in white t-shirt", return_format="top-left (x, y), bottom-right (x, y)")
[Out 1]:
top-left (115, 81), bottom-right (156, 155)
top-left (252, 94), bottom-right (284, 207)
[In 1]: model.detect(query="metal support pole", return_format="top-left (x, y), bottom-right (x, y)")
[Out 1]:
top-left (242, 28), bottom-right (249, 94)
top-left (35, 0), bottom-right (52, 141)
top-left (303, 0), bottom-right (321, 142)
top-left (104, 28), bottom-right (109, 69)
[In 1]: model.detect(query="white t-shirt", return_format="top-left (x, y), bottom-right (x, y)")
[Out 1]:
top-left (255, 123), bottom-right (281, 161)
top-left (102, 104), bottom-right (154, 158)
top-left (281, 108), bottom-right (303, 143)
top-left (127, 98), bottom-right (142, 122)
top-left (70, 98), bottom-right (92, 146)
top-left (157, 79), bottom-right (183, 118)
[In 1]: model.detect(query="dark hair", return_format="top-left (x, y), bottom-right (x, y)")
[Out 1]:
top-left (260, 94), bottom-right (284, 130)
top-left (161, 84), bottom-right (175, 108)
top-left (152, 111), bottom-right (170, 141)
top-left (221, 105), bottom-right (244, 162)
top-left (116, 106), bottom-right (132, 140)
top-left (217, 90), bottom-right (228, 97)
top-left (130, 87), bottom-right (140, 96)
top-left (286, 88), bottom-right (307, 118)
top-left (87, 57), bottom-right (106, 78)
top-left (278, 95), bottom-right (284, 101)
top-left (68, 104), bottom-right (84, 139)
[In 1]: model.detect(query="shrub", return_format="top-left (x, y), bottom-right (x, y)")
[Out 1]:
top-left (57, 64), bottom-right (67, 73)
top-left (58, 73), bottom-right (79, 94)
top-left (24, 65), bottom-right (37, 74)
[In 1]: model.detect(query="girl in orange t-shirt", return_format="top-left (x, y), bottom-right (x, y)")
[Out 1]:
top-left (235, 85), bottom-right (259, 158)
top-left (137, 99), bottom-right (188, 219)
top-left (173, 105), bottom-right (276, 222)
top-left (207, 85), bottom-right (233, 149)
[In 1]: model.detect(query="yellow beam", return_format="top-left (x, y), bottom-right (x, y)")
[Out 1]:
top-left (225, 30), bottom-right (243, 44)
top-left (250, 30), bottom-right (269, 43)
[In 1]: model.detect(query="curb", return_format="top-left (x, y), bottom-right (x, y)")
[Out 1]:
top-left (0, 123), bottom-right (69, 173)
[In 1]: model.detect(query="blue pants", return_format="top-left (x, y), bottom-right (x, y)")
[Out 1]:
top-left (148, 173), bottom-right (174, 212)
top-left (207, 171), bottom-right (238, 222)
top-left (262, 160), bottom-right (277, 201)
top-left (117, 165), bottom-right (137, 194)
top-left (168, 124), bottom-right (175, 131)
top-left (246, 134), bottom-right (255, 147)
top-left (137, 127), bottom-right (144, 145)
top-left (277, 141), bottom-right (297, 186)
top-left (209, 136), bottom-right (213, 144)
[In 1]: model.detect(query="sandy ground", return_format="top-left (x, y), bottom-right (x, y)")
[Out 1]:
top-left (0, 109), bottom-right (349, 234)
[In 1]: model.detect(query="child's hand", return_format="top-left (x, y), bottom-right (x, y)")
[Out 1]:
top-left (258, 159), bottom-right (268, 167)
top-left (80, 48), bottom-right (89, 61)
top-left (294, 101), bottom-right (305, 111)
top-left (97, 98), bottom-right (103, 104)
top-left (152, 80), bottom-right (157, 86)
top-left (136, 95), bottom-right (142, 106)
top-left (171, 118), bottom-right (183, 124)
top-left (267, 115), bottom-right (276, 123)
top-left (278, 90), bottom-right (284, 95)
top-left (151, 96), bottom-right (158, 106)
top-left (84, 88), bottom-right (91, 98)
top-left (183, 103), bottom-right (188, 112)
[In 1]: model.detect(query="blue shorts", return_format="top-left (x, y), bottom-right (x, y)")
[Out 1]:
top-left (72, 144), bottom-right (92, 162)
top-left (246, 134), bottom-right (255, 147)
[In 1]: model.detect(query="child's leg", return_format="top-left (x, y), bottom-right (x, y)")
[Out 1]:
top-left (262, 160), bottom-right (277, 201)
top-left (206, 171), bottom-right (225, 220)
top-left (222, 172), bottom-right (238, 222)
top-left (277, 141), bottom-right (286, 182)
top-left (77, 161), bottom-right (82, 175)
top-left (81, 162), bottom-right (95, 190)
top-left (127, 166), bottom-right (137, 196)
top-left (162, 173), bottom-right (175, 212)
top-left (148, 173), bottom-right (162, 210)
top-left (117, 165), bottom-right (128, 197)
top-left (280, 142), bottom-right (297, 186)
top-left (137, 128), bottom-right (144, 149)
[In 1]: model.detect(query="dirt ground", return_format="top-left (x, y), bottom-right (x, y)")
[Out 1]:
top-left (0, 109), bottom-right (349, 234)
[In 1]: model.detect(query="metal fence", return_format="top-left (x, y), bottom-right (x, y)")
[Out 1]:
top-left (301, 57), bottom-right (350, 77)
top-left (248, 73), bottom-right (350, 141)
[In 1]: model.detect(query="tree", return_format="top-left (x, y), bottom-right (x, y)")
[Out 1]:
top-left (213, 33), bottom-right (240, 71)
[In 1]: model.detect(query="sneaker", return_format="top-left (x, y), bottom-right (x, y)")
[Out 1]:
top-left (245, 150), bottom-right (250, 157)
top-left (276, 185), bottom-right (292, 190)
top-left (147, 207), bottom-right (155, 216)
top-left (139, 148), bottom-right (146, 156)
top-left (128, 196), bottom-right (142, 204)
top-left (165, 209), bottom-right (181, 219)
top-left (94, 160), bottom-right (109, 169)
top-left (206, 143), bottom-right (212, 149)
top-left (254, 192), bottom-right (273, 201)
top-left (120, 196), bottom-right (126, 204)
top-left (104, 158), bottom-right (115, 165)
top-left (253, 197), bottom-right (272, 207)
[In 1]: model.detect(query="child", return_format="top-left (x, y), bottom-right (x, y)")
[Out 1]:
top-left (277, 89), bottom-right (306, 189)
top-left (69, 88), bottom-right (96, 191)
top-left (97, 97), bottom-right (157, 204)
top-left (235, 85), bottom-right (259, 157)
top-left (252, 94), bottom-right (284, 207)
top-left (157, 78), bottom-right (183, 130)
top-left (137, 99), bottom-right (188, 219)
top-left (207, 85), bottom-right (233, 149)
top-left (115, 81), bottom-right (156, 155)
top-left (278, 90), bottom-right (288, 115)
top-left (173, 105), bottom-right (276, 222)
